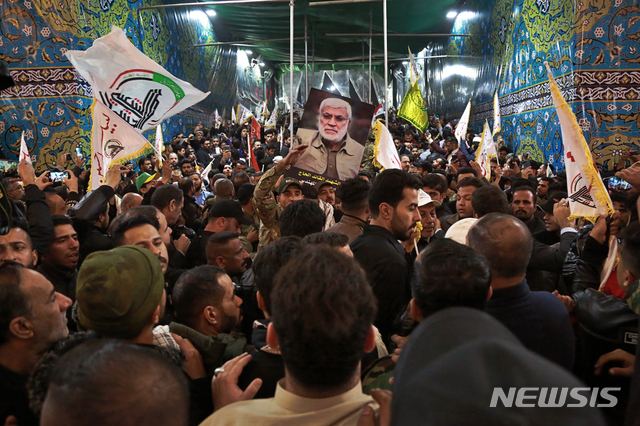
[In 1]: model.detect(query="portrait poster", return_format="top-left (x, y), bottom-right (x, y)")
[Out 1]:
top-left (286, 89), bottom-right (375, 187)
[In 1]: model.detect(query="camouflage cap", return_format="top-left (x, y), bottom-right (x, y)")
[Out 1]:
top-left (278, 177), bottom-right (302, 194)
top-left (76, 245), bottom-right (164, 340)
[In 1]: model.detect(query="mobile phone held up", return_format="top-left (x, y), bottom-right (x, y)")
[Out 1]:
top-left (50, 171), bottom-right (67, 183)
top-left (607, 176), bottom-right (632, 191)
top-left (76, 147), bottom-right (83, 160)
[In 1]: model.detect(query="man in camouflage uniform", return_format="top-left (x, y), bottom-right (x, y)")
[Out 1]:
top-left (252, 145), bottom-right (309, 247)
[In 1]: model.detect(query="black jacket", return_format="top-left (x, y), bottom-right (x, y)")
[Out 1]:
top-left (526, 230), bottom-right (577, 292)
top-left (21, 184), bottom-right (54, 257)
top-left (572, 234), bottom-right (610, 295)
top-left (351, 225), bottom-right (412, 347)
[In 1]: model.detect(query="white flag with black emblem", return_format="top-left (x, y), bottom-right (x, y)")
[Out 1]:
top-left (66, 26), bottom-right (209, 133)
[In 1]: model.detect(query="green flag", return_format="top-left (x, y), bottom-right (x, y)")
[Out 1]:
top-left (398, 82), bottom-right (428, 132)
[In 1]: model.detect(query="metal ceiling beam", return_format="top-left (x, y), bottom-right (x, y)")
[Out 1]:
top-left (194, 36), bottom-right (306, 47)
top-left (310, 0), bottom-right (386, 6)
top-left (325, 33), bottom-right (472, 37)
top-left (138, 0), bottom-right (289, 11)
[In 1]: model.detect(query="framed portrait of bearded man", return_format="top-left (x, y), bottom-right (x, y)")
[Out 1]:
top-left (286, 89), bottom-right (375, 187)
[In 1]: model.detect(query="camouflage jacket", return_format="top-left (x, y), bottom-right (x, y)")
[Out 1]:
top-left (253, 166), bottom-right (284, 247)
top-left (253, 166), bottom-right (336, 247)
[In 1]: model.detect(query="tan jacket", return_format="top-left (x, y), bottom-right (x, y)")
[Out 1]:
top-left (293, 128), bottom-right (364, 181)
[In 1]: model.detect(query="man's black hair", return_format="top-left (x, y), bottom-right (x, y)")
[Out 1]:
top-left (150, 184), bottom-right (184, 210)
top-left (42, 339), bottom-right (189, 426)
top-left (51, 215), bottom-right (73, 228)
top-left (472, 186), bottom-right (509, 218)
top-left (456, 176), bottom-right (484, 190)
top-left (336, 178), bottom-right (370, 212)
top-left (112, 215), bottom-right (160, 247)
top-left (421, 173), bottom-right (448, 195)
top-left (369, 169), bottom-right (422, 218)
top-left (412, 238), bottom-right (491, 318)
top-left (303, 232), bottom-right (349, 248)
top-left (499, 146), bottom-right (510, 153)
top-left (205, 231), bottom-right (241, 264)
top-left (172, 265), bottom-right (227, 330)
top-left (252, 236), bottom-right (306, 315)
top-left (621, 222), bottom-right (640, 279)
top-left (456, 167), bottom-right (477, 178)
top-left (178, 177), bottom-right (194, 195)
top-left (511, 178), bottom-right (536, 192)
top-left (280, 200), bottom-right (324, 238)
top-left (272, 245), bottom-right (376, 390)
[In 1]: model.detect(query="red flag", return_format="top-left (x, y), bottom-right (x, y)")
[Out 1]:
top-left (248, 118), bottom-right (261, 171)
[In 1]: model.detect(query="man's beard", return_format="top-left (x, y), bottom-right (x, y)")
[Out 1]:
top-left (218, 311), bottom-right (240, 334)
top-left (319, 121), bottom-right (348, 145)
top-left (389, 211), bottom-right (416, 242)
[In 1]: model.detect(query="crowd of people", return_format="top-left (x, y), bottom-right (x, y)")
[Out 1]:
top-left (2, 110), bottom-right (640, 426)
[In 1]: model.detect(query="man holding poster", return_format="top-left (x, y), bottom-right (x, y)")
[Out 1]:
top-left (291, 89), bottom-right (374, 184)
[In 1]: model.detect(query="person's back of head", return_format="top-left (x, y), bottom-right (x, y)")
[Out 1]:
top-left (467, 213), bottom-right (532, 281)
top-left (233, 172), bottom-right (250, 189)
top-left (411, 239), bottom-right (491, 321)
top-left (510, 178), bottom-right (536, 192)
top-left (272, 245), bottom-right (376, 391)
top-left (236, 183), bottom-right (255, 207)
top-left (279, 199), bottom-right (324, 238)
top-left (214, 179), bottom-right (235, 199)
top-left (472, 185), bottom-right (509, 218)
top-left (548, 181), bottom-right (567, 197)
top-left (252, 236), bottom-right (306, 316)
top-left (620, 222), bottom-right (640, 285)
top-left (336, 178), bottom-right (370, 215)
top-left (41, 339), bottom-right (188, 426)
top-left (150, 184), bottom-right (183, 211)
top-left (178, 177), bottom-right (194, 197)
top-left (172, 265), bottom-right (227, 331)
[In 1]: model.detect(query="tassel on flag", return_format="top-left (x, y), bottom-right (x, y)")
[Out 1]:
top-left (545, 61), bottom-right (613, 221)
top-left (475, 121), bottom-right (493, 181)
top-left (372, 120), bottom-right (402, 170)
top-left (492, 91), bottom-right (501, 136)
top-left (454, 100), bottom-right (471, 144)
top-left (20, 131), bottom-right (30, 163)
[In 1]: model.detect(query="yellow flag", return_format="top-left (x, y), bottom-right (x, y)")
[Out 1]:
top-left (545, 62), bottom-right (613, 221)
top-left (398, 82), bottom-right (429, 132)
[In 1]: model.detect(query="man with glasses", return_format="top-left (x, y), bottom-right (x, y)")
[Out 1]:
top-left (293, 97), bottom-right (365, 180)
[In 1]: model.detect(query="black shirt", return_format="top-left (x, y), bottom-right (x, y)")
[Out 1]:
top-left (0, 363), bottom-right (38, 426)
top-left (351, 225), bottom-right (412, 348)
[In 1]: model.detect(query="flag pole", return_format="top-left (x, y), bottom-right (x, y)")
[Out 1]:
top-left (383, 0), bottom-right (388, 125)
top-left (368, 8), bottom-right (372, 104)
top-left (290, 0), bottom-right (295, 140)
top-left (305, 14), bottom-right (309, 101)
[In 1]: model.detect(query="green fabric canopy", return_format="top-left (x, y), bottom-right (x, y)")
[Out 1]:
top-left (205, 0), bottom-right (459, 66)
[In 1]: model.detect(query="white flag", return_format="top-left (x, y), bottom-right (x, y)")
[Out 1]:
top-left (475, 121), bottom-right (493, 180)
top-left (20, 131), bottom-right (30, 162)
top-left (237, 104), bottom-right (254, 123)
top-left (492, 91), bottom-right (501, 136)
top-left (545, 62), bottom-right (613, 221)
top-left (66, 26), bottom-right (209, 133)
top-left (213, 109), bottom-right (222, 128)
top-left (372, 120), bottom-right (402, 170)
top-left (454, 100), bottom-right (471, 144)
top-left (231, 107), bottom-right (237, 124)
top-left (89, 100), bottom-right (153, 190)
top-left (265, 108), bottom-right (277, 128)
top-left (408, 47), bottom-right (421, 85)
